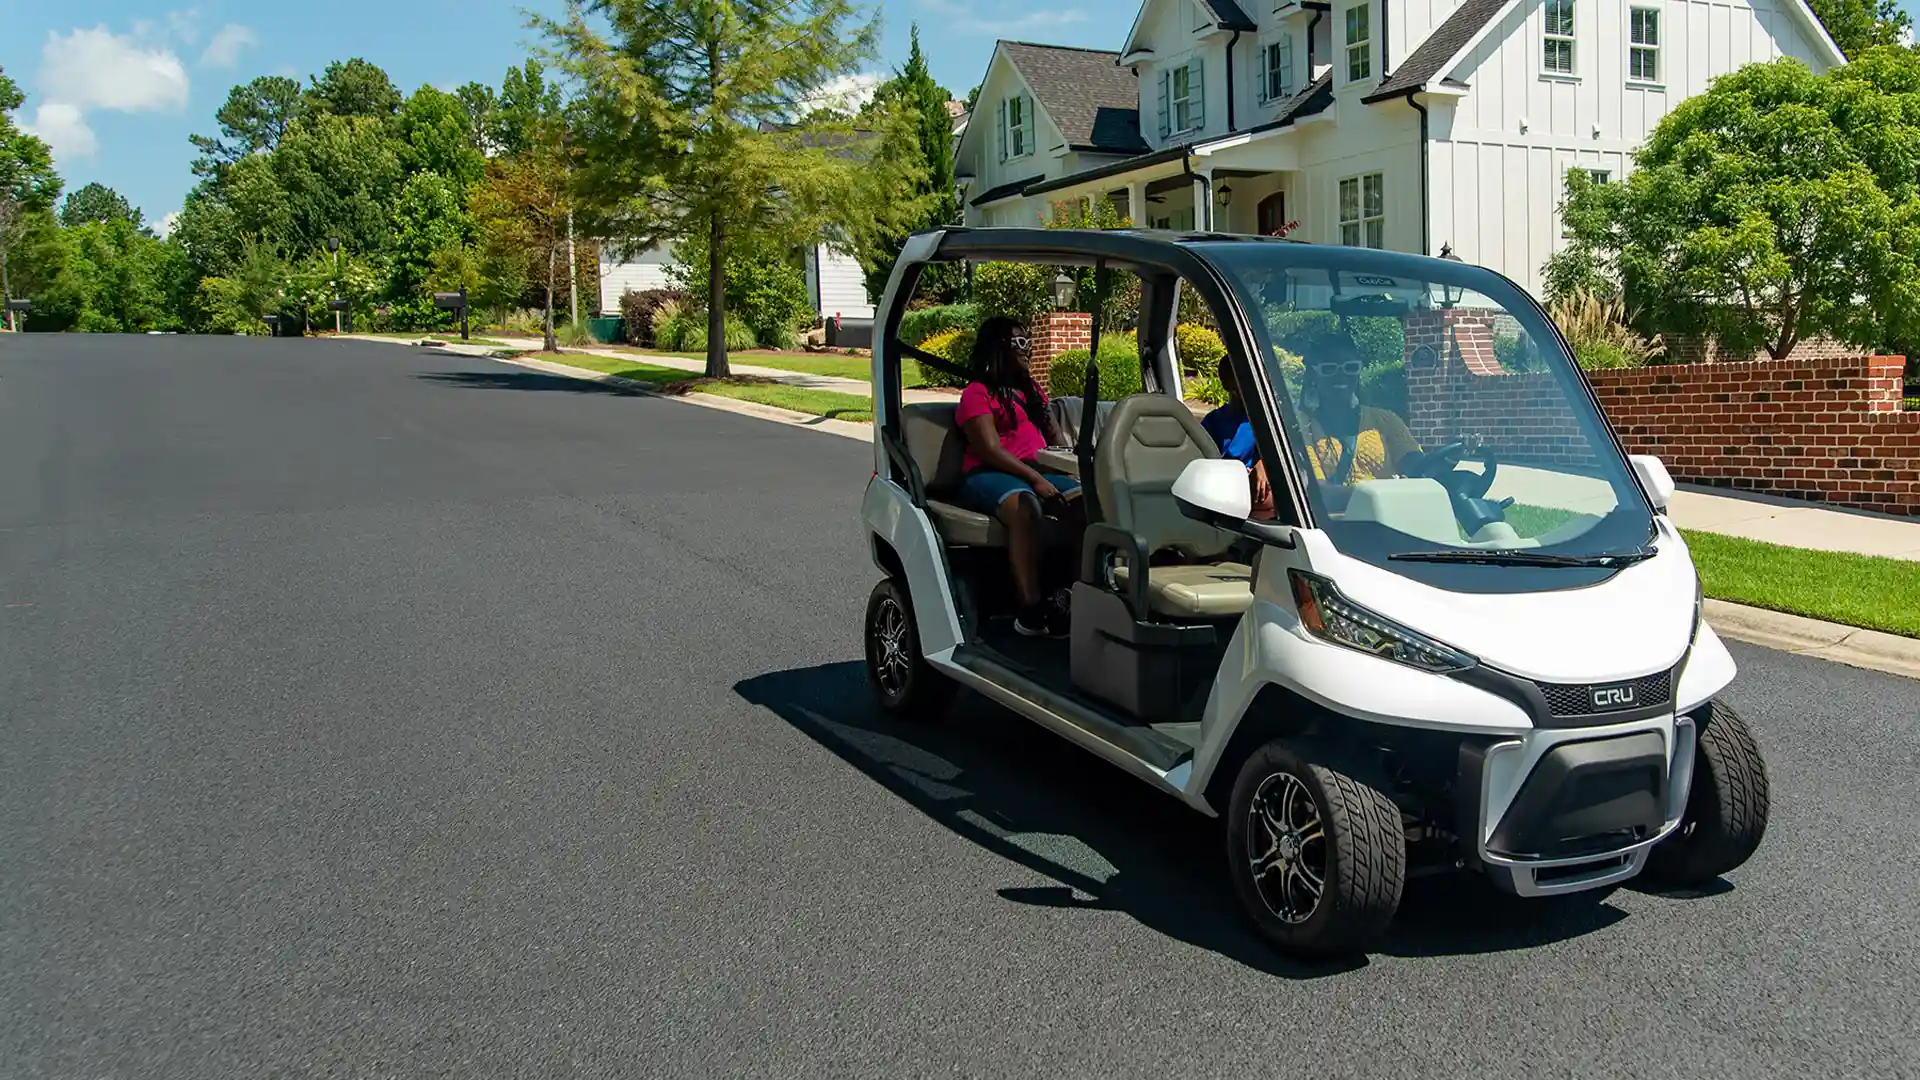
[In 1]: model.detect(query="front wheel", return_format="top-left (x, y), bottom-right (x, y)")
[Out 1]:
top-left (1225, 740), bottom-right (1406, 958)
top-left (1644, 700), bottom-right (1769, 885)
top-left (864, 578), bottom-right (955, 719)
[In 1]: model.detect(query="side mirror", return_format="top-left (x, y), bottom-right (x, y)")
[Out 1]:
top-left (1174, 458), bottom-right (1254, 525)
top-left (1630, 454), bottom-right (1675, 511)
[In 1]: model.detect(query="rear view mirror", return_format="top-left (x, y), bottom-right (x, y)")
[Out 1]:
top-left (1630, 454), bottom-right (1675, 511)
top-left (1174, 458), bottom-right (1254, 526)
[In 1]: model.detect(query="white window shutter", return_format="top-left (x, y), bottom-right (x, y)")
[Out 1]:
top-left (997, 99), bottom-right (1008, 162)
top-left (1191, 57), bottom-right (1206, 130)
top-left (1157, 72), bottom-right (1171, 139)
top-left (1022, 94), bottom-right (1034, 154)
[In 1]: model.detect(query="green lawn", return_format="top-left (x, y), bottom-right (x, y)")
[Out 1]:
top-left (601, 345), bottom-right (925, 388)
top-left (355, 332), bottom-right (512, 347)
top-left (1681, 529), bottom-right (1920, 638)
top-left (536, 352), bottom-right (873, 424)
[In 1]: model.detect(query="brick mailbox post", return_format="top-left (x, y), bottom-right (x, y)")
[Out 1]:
top-left (1026, 311), bottom-right (1092, 391)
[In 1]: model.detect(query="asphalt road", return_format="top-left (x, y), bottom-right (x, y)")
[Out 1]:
top-left (4, 334), bottom-right (1918, 1079)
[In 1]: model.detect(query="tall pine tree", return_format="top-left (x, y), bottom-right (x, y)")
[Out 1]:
top-left (862, 24), bottom-right (960, 301)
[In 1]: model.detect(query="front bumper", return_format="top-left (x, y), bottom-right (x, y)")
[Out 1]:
top-left (1461, 716), bottom-right (1698, 897)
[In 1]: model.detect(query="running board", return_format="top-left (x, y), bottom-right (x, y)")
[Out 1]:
top-left (947, 645), bottom-right (1193, 776)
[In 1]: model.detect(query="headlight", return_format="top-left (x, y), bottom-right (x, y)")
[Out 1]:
top-left (1289, 570), bottom-right (1475, 672)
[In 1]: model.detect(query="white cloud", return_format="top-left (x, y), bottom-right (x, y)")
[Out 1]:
top-left (25, 24), bottom-right (191, 161)
top-left (199, 24), bottom-right (258, 69)
top-left (804, 72), bottom-right (881, 114)
top-left (169, 9), bottom-right (204, 45)
top-left (156, 211), bottom-right (182, 239)
top-left (26, 102), bottom-right (98, 159)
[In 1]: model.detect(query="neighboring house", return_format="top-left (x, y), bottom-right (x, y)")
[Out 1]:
top-left (597, 241), bottom-right (875, 322)
top-left (955, 0), bottom-right (1844, 296)
top-left (953, 41), bottom-right (1152, 226)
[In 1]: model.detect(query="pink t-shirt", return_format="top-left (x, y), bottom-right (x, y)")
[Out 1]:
top-left (956, 381), bottom-right (1049, 474)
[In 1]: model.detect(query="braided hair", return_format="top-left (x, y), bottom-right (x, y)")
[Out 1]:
top-left (970, 316), bottom-right (1054, 437)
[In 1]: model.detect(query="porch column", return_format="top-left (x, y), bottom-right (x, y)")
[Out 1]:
top-left (1198, 168), bottom-right (1217, 231)
top-left (1127, 180), bottom-right (1146, 228)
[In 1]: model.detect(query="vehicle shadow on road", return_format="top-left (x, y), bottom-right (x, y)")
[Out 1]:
top-left (738, 662), bottom-right (1633, 976)
top-left (415, 370), bottom-right (646, 395)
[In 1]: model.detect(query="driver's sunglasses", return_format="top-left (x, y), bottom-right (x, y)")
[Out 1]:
top-left (1315, 359), bottom-right (1364, 377)
top-left (1011, 334), bottom-right (1032, 353)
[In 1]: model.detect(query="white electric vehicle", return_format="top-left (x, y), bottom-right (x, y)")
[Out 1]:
top-left (860, 228), bottom-right (1768, 958)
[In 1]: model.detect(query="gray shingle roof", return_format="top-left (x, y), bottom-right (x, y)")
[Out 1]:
top-left (1363, 0), bottom-right (1514, 103)
top-left (1000, 42), bottom-right (1149, 155)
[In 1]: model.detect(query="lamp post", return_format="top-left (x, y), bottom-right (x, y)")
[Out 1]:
top-left (1436, 244), bottom-right (1466, 309)
top-left (1051, 270), bottom-right (1077, 311)
top-left (326, 239), bottom-right (342, 332)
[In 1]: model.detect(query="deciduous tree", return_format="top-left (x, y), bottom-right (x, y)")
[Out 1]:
top-left (541, 0), bottom-right (927, 377)
top-left (471, 146), bottom-right (574, 352)
top-left (60, 182), bottom-right (144, 230)
top-left (1, 64), bottom-right (62, 324)
top-left (1806, 0), bottom-right (1913, 59)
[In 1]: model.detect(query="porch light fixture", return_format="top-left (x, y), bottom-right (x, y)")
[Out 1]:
top-left (1437, 244), bottom-right (1466, 309)
top-left (1215, 184), bottom-right (1234, 208)
top-left (1052, 270), bottom-right (1078, 310)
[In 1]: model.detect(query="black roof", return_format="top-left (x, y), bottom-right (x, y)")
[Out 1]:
top-left (1000, 42), bottom-right (1149, 156)
top-left (1195, 0), bottom-right (1258, 31)
top-left (1364, 0), bottom-right (1510, 102)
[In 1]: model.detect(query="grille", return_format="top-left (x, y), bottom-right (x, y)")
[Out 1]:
top-left (1535, 670), bottom-right (1673, 717)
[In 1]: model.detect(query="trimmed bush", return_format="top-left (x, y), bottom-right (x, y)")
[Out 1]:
top-left (899, 303), bottom-right (978, 347)
top-left (917, 326), bottom-right (977, 388)
top-left (1047, 335), bottom-right (1144, 400)
top-left (1360, 360), bottom-right (1407, 415)
top-left (1174, 323), bottom-right (1226, 377)
top-left (1186, 374), bottom-right (1228, 407)
top-left (619, 287), bottom-right (692, 347)
top-left (667, 310), bottom-right (758, 353)
top-left (971, 262), bottom-right (1052, 323)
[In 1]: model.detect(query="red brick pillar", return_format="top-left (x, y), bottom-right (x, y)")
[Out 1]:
top-left (1403, 308), bottom-right (1502, 446)
top-left (1026, 311), bottom-right (1092, 391)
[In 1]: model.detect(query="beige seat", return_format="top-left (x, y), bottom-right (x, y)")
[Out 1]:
top-left (901, 402), bottom-right (1008, 547)
top-left (1094, 394), bottom-right (1255, 619)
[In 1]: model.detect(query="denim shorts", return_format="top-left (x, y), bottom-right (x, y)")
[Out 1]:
top-left (955, 468), bottom-right (1082, 515)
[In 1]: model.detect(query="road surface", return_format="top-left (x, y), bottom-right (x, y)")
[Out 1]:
top-left (3, 334), bottom-right (1916, 1078)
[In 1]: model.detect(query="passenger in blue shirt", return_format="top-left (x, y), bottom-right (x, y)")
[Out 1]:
top-left (1201, 363), bottom-right (1275, 520)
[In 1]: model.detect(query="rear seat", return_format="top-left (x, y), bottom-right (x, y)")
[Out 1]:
top-left (901, 402), bottom-right (1010, 547)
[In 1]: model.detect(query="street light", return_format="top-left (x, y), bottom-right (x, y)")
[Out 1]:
top-left (1051, 270), bottom-right (1077, 311)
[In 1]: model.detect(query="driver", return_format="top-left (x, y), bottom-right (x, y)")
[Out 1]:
top-left (1299, 337), bottom-right (1420, 486)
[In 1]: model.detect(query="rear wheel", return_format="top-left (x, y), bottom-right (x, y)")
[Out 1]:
top-left (1225, 740), bottom-right (1405, 958)
top-left (864, 578), bottom-right (955, 719)
top-left (1645, 699), bottom-right (1769, 885)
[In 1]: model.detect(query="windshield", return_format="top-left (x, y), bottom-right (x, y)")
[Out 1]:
top-left (1200, 244), bottom-right (1655, 591)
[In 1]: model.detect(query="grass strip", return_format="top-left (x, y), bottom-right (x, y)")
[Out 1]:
top-left (530, 352), bottom-right (873, 424)
top-left (1681, 529), bottom-right (1920, 638)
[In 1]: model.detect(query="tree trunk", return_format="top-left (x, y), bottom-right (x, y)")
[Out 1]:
top-left (544, 246), bottom-right (558, 354)
top-left (0, 245), bottom-right (11, 333)
top-left (706, 212), bottom-right (729, 379)
top-left (567, 210), bottom-right (578, 326)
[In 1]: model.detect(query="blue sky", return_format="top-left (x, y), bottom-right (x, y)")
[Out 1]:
top-left (2, 1), bottom-right (1915, 232)
top-left (0, 0), bottom-right (1115, 232)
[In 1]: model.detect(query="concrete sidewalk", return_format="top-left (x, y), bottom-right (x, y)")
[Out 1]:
top-left (1668, 486), bottom-right (1920, 562)
top-left (484, 336), bottom-right (956, 405)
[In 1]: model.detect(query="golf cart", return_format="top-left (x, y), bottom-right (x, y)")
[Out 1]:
top-left (860, 228), bottom-right (1767, 958)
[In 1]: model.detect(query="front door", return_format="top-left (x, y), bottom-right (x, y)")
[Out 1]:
top-left (1257, 192), bottom-right (1290, 237)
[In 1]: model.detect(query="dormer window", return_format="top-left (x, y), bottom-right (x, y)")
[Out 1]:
top-left (1259, 34), bottom-right (1296, 104)
top-left (1343, 4), bottom-right (1372, 84)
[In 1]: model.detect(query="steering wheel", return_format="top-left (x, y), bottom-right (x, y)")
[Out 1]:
top-left (1402, 439), bottom-right (1500, 501)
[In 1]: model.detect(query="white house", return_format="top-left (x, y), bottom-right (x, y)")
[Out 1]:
top-left (597, 241), bottom-right (876, 323)
top-left (956, 0), bottom-right (1845, 296)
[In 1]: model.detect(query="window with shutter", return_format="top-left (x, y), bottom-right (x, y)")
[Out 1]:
top-left (997, 100), bottom-right (1008, 162)
top-left (1158, 71), bottom-right (1171, 139)
top-left (1259, 36), bottom-right (1295, 104)
top-left (1190, 57), bottom-right (1205, 130)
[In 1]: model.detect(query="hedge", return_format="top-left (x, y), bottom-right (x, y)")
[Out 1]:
top-left (917, 326), bottom-right (977, 389)
top-left (899, 303), bottom-right (978, 347)
top-left (619, 287), bottom-right (692, 348)
top-left (1047, 335), bottom-right (1144, 400)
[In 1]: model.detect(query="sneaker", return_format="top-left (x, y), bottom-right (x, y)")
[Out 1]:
top-left (1014, 606), bottom-right (1056, 638)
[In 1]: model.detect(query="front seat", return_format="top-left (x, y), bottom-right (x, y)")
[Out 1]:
top-left (901, 402), bottom-right (1005, 547)
top-left (1094, 394), bottom-right (1255, 619)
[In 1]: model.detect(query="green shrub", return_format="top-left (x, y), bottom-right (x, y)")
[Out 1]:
top-left (1186, 374), bottom-right (1229, 407)
top-left (1904, 397), bottom-right (1919, 411)
top-left (653, 306), bottom-right (691, 351)
top-left (1360, 360), bottom-right (1407, 415)
top-left (619, 287), bottom-right (692, 347)
top-left (971, 262), bottom-right (1051, 323)
top-left (1047, 335), bottom-right (1143, 400)
top-left (916, 326), bottom-right (977, 388)
top-left (899, 303), bottom-right (978, 347)
top-left (663, 310), bottom-right (758, 353)
top-left (1175, 323), bottom-right (1226, 377)
top-left (558, 320), bottom-right (595, 348)
top-left (1550, 291), bottom-right (1663, 370)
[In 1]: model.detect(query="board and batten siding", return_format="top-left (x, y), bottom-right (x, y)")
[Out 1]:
top-left (598, 245), bottom-right (673, 313)
top-left (1428, 0), bottom-right (1837, 295)
top-left (807, 245), bottom-right (875, 321)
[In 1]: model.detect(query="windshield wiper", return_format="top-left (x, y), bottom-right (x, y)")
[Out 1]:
top-left (1389, 546), bottom-right (1658, 569)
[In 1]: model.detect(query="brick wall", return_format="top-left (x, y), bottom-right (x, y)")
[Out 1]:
top-left (1401, 309), bottom-right (1918, 514)
top-left (1588, 355), bottom-right (1919, 515)
top-left (1403, 309), bottom-right (1602, 470)
top-left (1026, 311), bottom-right (1090, 391)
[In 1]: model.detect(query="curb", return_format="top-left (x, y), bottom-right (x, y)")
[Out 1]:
top-left (485, 348), bottom-right (1920, 682)
top-left (1702, 600), bottom-right (1920, 681)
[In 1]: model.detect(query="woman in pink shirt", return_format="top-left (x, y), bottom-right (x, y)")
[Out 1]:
top-left (953, 317), bottom-right (1083, 637)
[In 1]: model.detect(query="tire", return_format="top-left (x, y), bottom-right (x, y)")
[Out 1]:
top-left (864, 578), bottom-right (955, 719)
top-left (1225, 739), bottom-right (1406, 958)
top-left (1644, 699), bottom-right (1769, 885)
